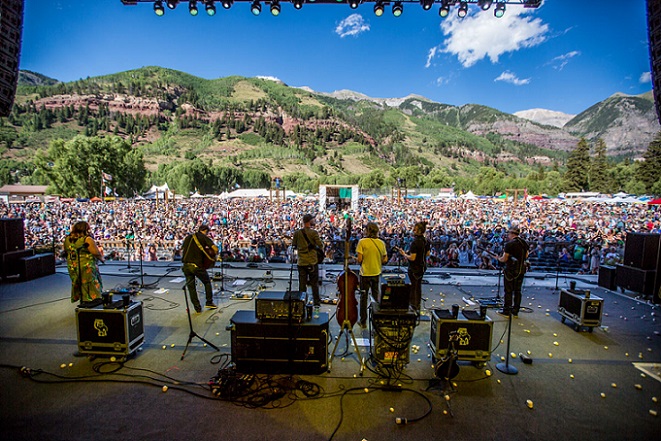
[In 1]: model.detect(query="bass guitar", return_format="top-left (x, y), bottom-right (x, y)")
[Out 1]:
top-left (336, 218), bottom-right (359, 327)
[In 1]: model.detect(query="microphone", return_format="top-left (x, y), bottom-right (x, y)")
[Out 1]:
top-left (77, 242), bottom-right (89, 251)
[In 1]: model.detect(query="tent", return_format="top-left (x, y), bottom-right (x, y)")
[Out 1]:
top-left (648, 198), bottom-right (661, 205)
top-left (460, 191), bottom-right (477, 200)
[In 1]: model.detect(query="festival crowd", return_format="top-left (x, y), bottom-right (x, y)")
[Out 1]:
top-left (1, 196), bottom-right (660, 274)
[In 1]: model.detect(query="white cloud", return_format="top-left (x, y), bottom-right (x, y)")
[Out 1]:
top-left (431, 7), bottom-right (548, 68)
top-left (335, 14), bottom-right (370, 38)
top-left (640, 71), bottom-right (652, 84)
top-left (547, 51), bottom-right (580, 70)
top-left (256, 75), bottom-right (282, 83)
top-left (494, 71), bottom-right (530, 86)
top-left (435, 76), bottom-right (451, 86)
top-left (426, 46), bottom-right (440, 68)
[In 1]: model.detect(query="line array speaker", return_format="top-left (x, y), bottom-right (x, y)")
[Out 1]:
top-left (0, 0), bottom-right (24, 117)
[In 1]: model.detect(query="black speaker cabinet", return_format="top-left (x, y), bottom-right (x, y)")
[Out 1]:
top-left (598, 265), bottom-right (617, 291)
top-left (615, 264), bottom-right (656, 296)
top-left (1, 248), bottom-right (33, 278)
top-left (76, 301), bottom-right (144, 358)
top-left (230, 310), bottom-right (329, 374)
top-left (0, 217), bottom-right (25, 253)
top-left (429, 309), bottom-right (493, 363)
top-left (372, 306), bottom-right (416, 365)
top-left (20, 253), bottom-right (55, 281)
top-left (0, 0), bottom-right (23, 117)
top-left (623, 233), bottom-right (660, 270)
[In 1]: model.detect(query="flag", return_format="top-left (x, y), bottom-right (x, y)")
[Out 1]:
top-left (105, 186), bottom-right (112, 195)
top-left (102, 171), bottom-right (113, 182)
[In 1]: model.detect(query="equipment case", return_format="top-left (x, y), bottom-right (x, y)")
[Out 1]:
top-left (429, 309), bottom-right (493, 363)
top-left (557, 289), bottom-right (603, 331)
top-left (76, 301), bottom-right (144, 358)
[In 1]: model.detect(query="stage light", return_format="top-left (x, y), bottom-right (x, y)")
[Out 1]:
top-left (293, 0), bottom-right (303, 9)
top-left (392, 1), bottom-right (403, 17)
top-left (205, 0), bottom-right (216, 15)
top-left (457, 1), bottom-right (467, 17)
top-left (348, 0), bottom-right (360, 10)
top-left (154, 0), bottom-right (165, 15)
top-left (439, 0), bottom-right (450, 18)
top-left (251, 0), bottom-right (261, 15)
top-left (478, 0), bottom-right (492, 10)
top-left (221, 0), bottom-right (233, 8)
top-left (270, 0), bottom-right (281, 15)
top-left (420, 0), bottom-right (433, 11)
top-left (374, 1), bottom-right (384, 16)
top-left (494, 2), bottom-right (505, 17)
top-left (166, 0), bottom-right (179, 9)
top-left (189, 0), bottom-right (199, 15)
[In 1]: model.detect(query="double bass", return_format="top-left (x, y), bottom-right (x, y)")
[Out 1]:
top-left (336, 218), bottom-right (359, 327)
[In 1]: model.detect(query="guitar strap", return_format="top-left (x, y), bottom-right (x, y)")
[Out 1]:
top-left (192, 233), bottom-right (215, 262)
top-left (369, 238), bottom-right (385, 259)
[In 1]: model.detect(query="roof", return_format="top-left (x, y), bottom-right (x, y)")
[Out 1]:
top-left (0, 185), bottom-right (49, 195)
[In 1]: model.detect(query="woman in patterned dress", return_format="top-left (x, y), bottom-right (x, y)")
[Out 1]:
top-left (64, 221), bottom-right (104, 303)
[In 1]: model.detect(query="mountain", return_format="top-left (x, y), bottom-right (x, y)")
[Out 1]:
top-left (18, 70), bottom-right (59, 87)
top-left (513, 108), bottom-right (576, 128)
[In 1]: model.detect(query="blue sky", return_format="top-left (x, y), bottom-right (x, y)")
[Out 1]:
top-left (20, 0), bottom-right (651, 115)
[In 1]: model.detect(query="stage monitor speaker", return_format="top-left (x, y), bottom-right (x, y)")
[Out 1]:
top-left (615, 264), bottom-right (656, 296)
top-left (623, 233), bottom-right (660, 270)
top-left (20, 253), bottom-right (55, 281)
top-left (598, 265), bottom-right (617, 291)
top-left (0, 0), bottom-right (24, 117)
top-left (0, 217), bottom-right (25, 253)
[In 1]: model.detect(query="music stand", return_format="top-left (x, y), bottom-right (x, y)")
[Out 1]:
top-left (180, 285), bottom-right (219, 360)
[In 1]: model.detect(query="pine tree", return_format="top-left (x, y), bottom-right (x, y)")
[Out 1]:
top-left (563, 138), bottom-right (590, 191)
top-left (589, 138), bottom-right (610, 193)
top-left (637, 131), bottom-right (661, 193)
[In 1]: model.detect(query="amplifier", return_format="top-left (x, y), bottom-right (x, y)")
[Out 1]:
top-left (76, 301), bottom-right (144, 358)
top-left (380, 274), bottom-right (411, 310)
top-left (231, 310), bottom-right (329, 374)
top-left (255, 291), bottom-right (307, 321)
top-left (372, 305), bottom-right (416, 365)
top-left (1, 248), bottom-right (33, 278)
top-left (429, 309), bottom-right (493, 363)
top-left (557, 289), bottom-right (603, 331)
top-left (381, 273), bottom-right (410, 286)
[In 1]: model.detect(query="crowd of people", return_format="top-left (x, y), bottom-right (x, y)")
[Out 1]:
top-left (1, 196), bottom-right (660, 274)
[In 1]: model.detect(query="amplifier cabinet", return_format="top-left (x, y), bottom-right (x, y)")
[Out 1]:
top-left (429, 310), bottom-right (493, 362)
top-left (615, 264), bottom-right (656, 296)
top-left (76, 301), bottom-right (144, 358)
top-left (380, 274), bottom-right (411, 310)
top-left (557, 289), bottom-right (603, 330)
top-left (231, 310), bottom-right (329, 374)
top-left (372, 306), bottom-right (416, 365)
top-left (255, 291), bottom-right (307, 322)
top-left (1, 248), bottom-right (33, 278)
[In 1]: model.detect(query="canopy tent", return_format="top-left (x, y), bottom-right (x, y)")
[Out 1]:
top-left (647, 198), bottom-right (661, 205)
top-left (459, 190), bottom-right (477, 200)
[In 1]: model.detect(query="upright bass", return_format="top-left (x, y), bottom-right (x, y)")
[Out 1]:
top-left (336, 218), bottom-right (359, 327)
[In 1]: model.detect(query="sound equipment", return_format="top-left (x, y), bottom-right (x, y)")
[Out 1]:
top-left (623, 233), bottom-right (660, 270)
top-left (0, 217), bottom-right (25, 253)
top-left (648, 0), bottom-right (661, 124)
top-left (372, 305), bottom-right (416, 365)
top-left (615, 264), bottom-right (656, 296)
top-left (1, 248), bottom-right (33, 279)
top-left (20, 253), bottom-right (55, 281)
top-left (429, 309), bottom-right (493, 363)
top-left (557, 288), bottom-right (603, 332)
top-left (598, 265), bottom-right (617, 291)
top-left (0, 0), bottom-right (23, 117)
top-left (76, 301), bottom-right (144, 358)
top-left (230, 310), bottom-right (329, 374)
top-left (254, 290), bottom-right (307, 321)
top-left (380, 274), bottom-right (411, 310)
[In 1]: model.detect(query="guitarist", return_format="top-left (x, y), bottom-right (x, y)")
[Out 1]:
top-left (496, 225), bottom-right (530, 317)
top-left (356, 222), bottom-right (388, 328)
top-left (397, 221), bottom-right (431, 313)
top-left (182, 225), bottom-right (219, 313)
top-left (292, 213), bottom-right (323, 312)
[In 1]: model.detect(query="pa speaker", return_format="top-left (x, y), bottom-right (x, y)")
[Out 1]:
top-left (598, 265), bottom-right (617, 291)
top-left (0, 0), bottom-right (24, 117)
top-left (0, 217), bottom-right (25, 253)
top-left (623, 233), bottom-right (660, 270)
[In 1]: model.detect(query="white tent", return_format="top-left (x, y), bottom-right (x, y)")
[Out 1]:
top-left (143, 183), bottom-right (174, 200)
top-left (226, 188), bottom-right (296, 198)
top-left (460, 190), bottom-right (478, 200)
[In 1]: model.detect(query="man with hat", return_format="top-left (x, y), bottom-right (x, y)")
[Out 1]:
top-left (292, 213), bottom-right (324, 310)
top-left (497, 224), bottom-right (530, 317)
top-left (181, 225), bottom-right (218, 313)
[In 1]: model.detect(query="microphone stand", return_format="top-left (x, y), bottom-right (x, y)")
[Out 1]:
top-left (496, 312), bottom-right (518, 375)
top-left (180, 285), bottom-right (219, 360)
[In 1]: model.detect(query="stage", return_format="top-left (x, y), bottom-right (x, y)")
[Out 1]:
top-left (0, 261), bottom-right (659, 441)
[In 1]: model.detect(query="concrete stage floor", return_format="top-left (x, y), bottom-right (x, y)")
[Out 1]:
top-left (0, 261), bottom-right (660, 441)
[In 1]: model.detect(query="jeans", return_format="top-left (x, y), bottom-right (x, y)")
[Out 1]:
top-left (182, 263), bottom-right (213, 311)
top-left (359, 275), bottom-right (380, 324)
top-left (298, 264), bottom-right (320, 306)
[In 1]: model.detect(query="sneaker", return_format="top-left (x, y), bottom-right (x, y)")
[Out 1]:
top-left (205, 303), bottom-right (218, 309)
top-left (194, 309), bottom-right (202, 315)
top-left (496, 309), bottom-right (511, 317)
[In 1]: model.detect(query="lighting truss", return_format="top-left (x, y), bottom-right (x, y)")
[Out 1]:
top-left (121, 0), bottom-right (542, 17)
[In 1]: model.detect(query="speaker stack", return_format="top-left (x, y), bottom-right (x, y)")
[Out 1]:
top-left (615, 232), bottom-right (661, 303)
top-left (0, 217), bottom-right (55, 281)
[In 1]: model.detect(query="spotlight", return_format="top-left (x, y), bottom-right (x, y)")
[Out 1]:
top-left (205, 0), bottom-right (216, 15)
top-left (420, 0), bottom-right (433, 11)
top-left (293, 0), bottom-right (303, 9)
top-left (457, 1), bottom-right (467, 17)
top-left (189, 0), bottom-right (199, 15)
top-left (270, 0), bottom-right (280, 15)
top-left (166, 0), bottom-right (179, 9)
top-left (221, 0), bottom-right (233, 8)
top-left (494, 2), bottom-right (505, 17)
top-left (439, 0), bottom-right (450, 18)
top-left (348, 0), bottom-right (360, 9)
top-left (154, 0), bottom-right (165, 15)
top-left (478, 0), bottom-right (492, 10)
top-left (374, 1), bottom-right (384, 16)
top-left (392, 1), bottom-right (403, 17)
top-left (251, 0), bottom-right (261, 15)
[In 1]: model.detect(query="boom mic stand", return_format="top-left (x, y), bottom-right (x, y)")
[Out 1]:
top-left (180, 285), bottom-right (219, 360)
